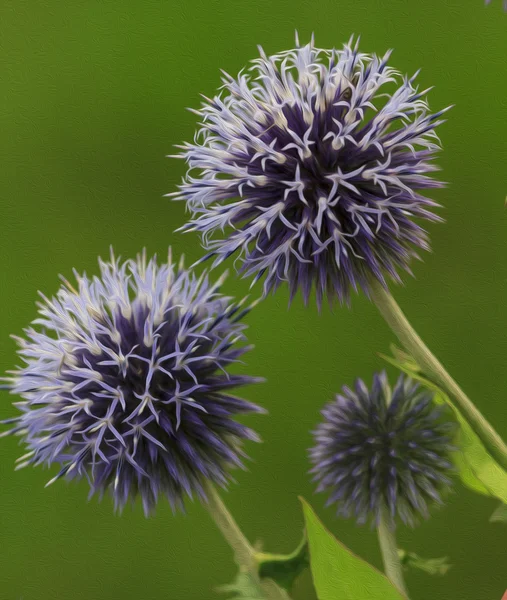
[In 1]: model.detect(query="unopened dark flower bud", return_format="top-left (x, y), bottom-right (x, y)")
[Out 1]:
top-left (309, 372), bottom-right (457, 527)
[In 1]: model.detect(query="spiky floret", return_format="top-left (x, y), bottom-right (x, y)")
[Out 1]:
top-left (170, 35), bottom-right (450, 307)
top-left (309, 372), bottom-right (457, 527)
top-left (1, 250), bottom-right (264, 515)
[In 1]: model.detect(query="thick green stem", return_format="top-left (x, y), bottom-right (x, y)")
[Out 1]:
top-left (204, 484), bottom-right (289, 600)
top-left (377, 504), bottom-right (409, 597)
top-left (370, 280), bottom-right (507, 471)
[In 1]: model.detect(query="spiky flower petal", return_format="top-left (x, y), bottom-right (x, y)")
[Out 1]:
top-left (309, 372), bottom-right (457, 527)
top-left (171, 35), bottom-right (450, 306)
top-left (1, 250), bottom-right (264, 515)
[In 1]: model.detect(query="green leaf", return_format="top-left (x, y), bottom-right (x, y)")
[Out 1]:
top-left (301, 498), bottom-right (406, 600)
top-left (380, 346), bottom-right (507, 505)
top-left (490, 502), bottom-right (507, 523)
top-left (398, 549), bottom-right (451, 576)
top-left (217, 572), bottom-right (263, 600)
top-left (256, 535), bottom-right (309, 593)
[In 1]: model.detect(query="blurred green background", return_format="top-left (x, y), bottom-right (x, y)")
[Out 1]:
top-left (0, 1), bottom-right (506, 599)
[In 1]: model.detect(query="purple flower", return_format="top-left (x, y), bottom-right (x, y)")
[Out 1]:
top-left (170, 35), bottom-right (450, 307)
top-left (309, 372), bottom-right (457, 527)
top-left (1, 250), bottom-right (264, 515)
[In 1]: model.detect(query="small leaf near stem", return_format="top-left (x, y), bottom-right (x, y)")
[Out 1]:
top-left (217, 572), bottom-right (264, 600)
top-left (397, 549), bottom-right (451, 576)
top-left (369, 280), bottom-right (507, 473)
top-left (377, 504), bottom-right (409, 598)
top-left (256, 536), bottom-right (309, 592)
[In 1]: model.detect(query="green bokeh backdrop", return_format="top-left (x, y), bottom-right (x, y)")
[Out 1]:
top-left (1, 1), bottom-right (506, 599)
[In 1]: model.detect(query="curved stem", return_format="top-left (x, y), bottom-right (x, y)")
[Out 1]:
top-left (205, 483), bottom-right (256, 568)
top-left (377, 505), bottom-right (408, 597)
top-left (370, 280), bottom-right (507, 472)
top-left (204, 484), bottom-right (289, 600)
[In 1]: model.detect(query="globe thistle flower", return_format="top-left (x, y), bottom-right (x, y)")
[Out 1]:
top-left (1, 250), bottom-right (264, 515)
top-left (309, 372), bottom-right (457, 527)
top-left (170, 35), bottom-right (451, 307)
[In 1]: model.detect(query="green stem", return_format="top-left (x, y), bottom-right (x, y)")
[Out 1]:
top-left (205, 483), bottom-right (256, 568)
top-left (377, 504), bottom-right (409, 597)
top-left (370, 280), bottom-right (507, 472)
top-left (204, 484), bottom-right (290, 600)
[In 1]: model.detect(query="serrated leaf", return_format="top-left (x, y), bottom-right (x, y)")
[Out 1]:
top-left (490, 502), bottom-right (507, 523)
top-left (256, 535), bottom-right (309, 593)
top-left (380, 346), bottom-right (507, 505)
top-left (397, 549), bottom-right (451, 576)
top-left (301, 498), bottom-right (406, 600)
top-left (217, 572), bottom-right (263, 600)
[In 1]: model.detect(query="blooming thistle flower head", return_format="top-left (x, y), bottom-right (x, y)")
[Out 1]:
top-left (309, 372), bottom-right (457, 527)
top-left (1, 250), bottom-right (264, 515)
top-left (170, 35), bottom-right (451, 307)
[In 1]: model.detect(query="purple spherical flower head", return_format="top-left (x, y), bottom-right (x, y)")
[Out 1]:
top-left (1, 250), bottom-right (264, 515)
top-left (170, 35), bottom-right (451, 307)
top-left (309, 372), bottom-right (457, 527)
